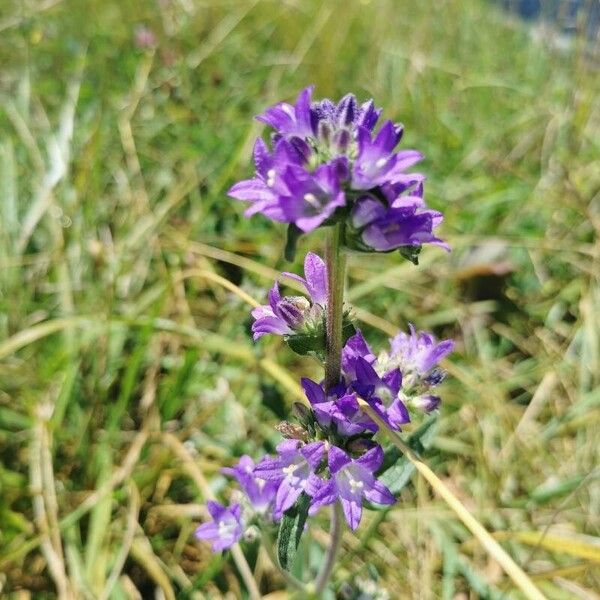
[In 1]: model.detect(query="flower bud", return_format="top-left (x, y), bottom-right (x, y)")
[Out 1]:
top-left (277, 296), bottom-right (310, 328)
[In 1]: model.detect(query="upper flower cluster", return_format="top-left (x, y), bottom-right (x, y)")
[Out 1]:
top-left (228, 86), bottom-right (447, 256)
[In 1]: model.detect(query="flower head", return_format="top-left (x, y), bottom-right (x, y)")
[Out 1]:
top-left (229, 87), bottom-right (447, 257)
top-left (311, 445), bottom-right (395, 530)
top-left (195, 501), bottom-right (244, 552)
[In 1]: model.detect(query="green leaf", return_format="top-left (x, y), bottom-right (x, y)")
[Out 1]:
top-left (398, 245), bottom-right (422, 265)
top-left (277, 491), bottom-right (311, 571)
top-left (285, 330), bottom-right (326, 356)
top-left (378, 416), bottom-right (439, 495)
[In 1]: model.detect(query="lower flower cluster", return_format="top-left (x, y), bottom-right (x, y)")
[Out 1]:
top-left (195, 324), bottom-right (453, 552)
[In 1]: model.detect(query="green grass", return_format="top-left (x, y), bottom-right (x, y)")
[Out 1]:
top-left (1, 0), bottom-right (599, 597)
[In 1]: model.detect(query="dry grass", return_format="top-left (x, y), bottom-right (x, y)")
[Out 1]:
top-left (0, 0), bottom-right (599, 598)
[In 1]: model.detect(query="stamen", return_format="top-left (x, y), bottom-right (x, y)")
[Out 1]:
top-left (283, 464), bottom-right (298, 476)
top-left (303, 193), bottom-right (321, 208)
top-left (266, 169), bottom-right (276, 187)
top-left (349, 477), bottom-right (364, 491)
top-left (218, 521), bottom-right (232, 535)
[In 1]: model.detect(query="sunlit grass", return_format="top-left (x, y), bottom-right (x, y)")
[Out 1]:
top-left (0, 0), bottom-right (599, 597)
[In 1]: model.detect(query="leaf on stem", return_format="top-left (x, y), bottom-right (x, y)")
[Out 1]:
top-left (277, 491), bottom-right (311, 571)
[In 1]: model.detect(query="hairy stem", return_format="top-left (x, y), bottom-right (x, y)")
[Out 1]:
top-left (324, 223), bottom-right (346, 390)
top-left (313, 502), bottom-right (344, 595)
top-left (313, 224), bottom-right (347, 593)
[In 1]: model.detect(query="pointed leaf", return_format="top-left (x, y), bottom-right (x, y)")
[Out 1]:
top-left (277, 491), bottom-right (311, 571)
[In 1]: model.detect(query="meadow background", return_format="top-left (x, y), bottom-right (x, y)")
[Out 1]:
top-left (0, 0), bottom-right (599, 598)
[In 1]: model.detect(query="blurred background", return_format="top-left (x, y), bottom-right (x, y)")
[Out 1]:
top-left (0, 0), bottom-right (599, 598)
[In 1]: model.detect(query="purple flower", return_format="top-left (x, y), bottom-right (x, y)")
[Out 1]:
top-left (360, 325), bottom-right (455, 414)
top-left (342, 331), bottom-right (376, 381)
top-left (353, 357), bottom-right (410, 430)
top-left (254, 440), bottom-right (325, 517)
top-left (221, 455), bottom-right (278, 514)
top-left (390, 323), bottom-right (454, 379)
top-left (195, 501), bottom-right (243, 552)
top-left (349, 191), bottom-right (448, 253)
top-left (278, 160), bottom-right (347, 232)
top-left (228, 87), bottom-right (448, 253)
top-left (311, 445), bottom-right (395, 530)
top-left (351, 122), bottom-right (422, 190)
top-left (251, 252), bottom-right (327, 340)
top-left (301, 378), bottom-right (377, 437)
top-left (257, 86), bottom-right (315, 139)
top-left (228, 138), bottom-right (303, 221)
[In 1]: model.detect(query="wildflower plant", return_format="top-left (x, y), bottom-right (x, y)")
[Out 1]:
top-left (195, 87), bottom-right (454, 595)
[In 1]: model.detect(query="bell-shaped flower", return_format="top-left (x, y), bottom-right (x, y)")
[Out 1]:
top-left (195, 501), bottom-right (244, 552)
top-left (342, 331), bottom-right (377, 381)
top-left (256, 86), bottom-right (315, 139)
top-left (278, 160), bottom-right (347, 232)
top-left (228, 138), bottom-right (304, 221)
top-left (310, 445), bottom-right (395, 530)
top-left (253, 440), bottom-right (325, 517)
top-left (301, 378), bottom-right (377, 437)
top-left (221, 455), bottom-right (278, 515)
top-left (353, 357), bottom-right (410, 430)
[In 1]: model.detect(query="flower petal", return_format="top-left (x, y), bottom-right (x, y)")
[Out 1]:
top-left (328, 445), bottom-right (351, 474)
top-left (364, 480), bottom-right (396, 506)
top-left (341, 496), bottom-right (362, 530)
top-left (356, 444), bottom-right (385, 473)
top-left (303, 252), bottom-right (328, 305)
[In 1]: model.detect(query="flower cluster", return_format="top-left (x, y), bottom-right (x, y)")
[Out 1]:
top-left (196, 88), bottom-right (455, 591)
top-left (251, 252), bottom-right (327, 341)
top-left (228, 87), bottom-right (447, 257)
top-left (251, 251), bottom-right (355, 356)
top-left (196, 288), bottom-right (453, 549)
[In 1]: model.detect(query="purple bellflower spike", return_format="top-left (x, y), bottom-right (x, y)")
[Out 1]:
top-left (311, 445), bottom-right (395, 530)
top-left (195, 501), bottom-right (244, 552)
top-left (254, 440), bottom-right (325, 517)
top-left (353, 357), bottom-right (410, 430)
top-left (251, 252), bottom-right (327, 341)
top-left (301, 378), bottom-right (378, 437)
top-left (221, 455), bottom-right (278, 514)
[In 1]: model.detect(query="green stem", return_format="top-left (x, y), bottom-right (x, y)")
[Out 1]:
top-left (313, 502), bottom-right (344, 595)
top-left (312, 224), bottom-right (347, 594)
top-left (324, 223), bottom-right (346, 390)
